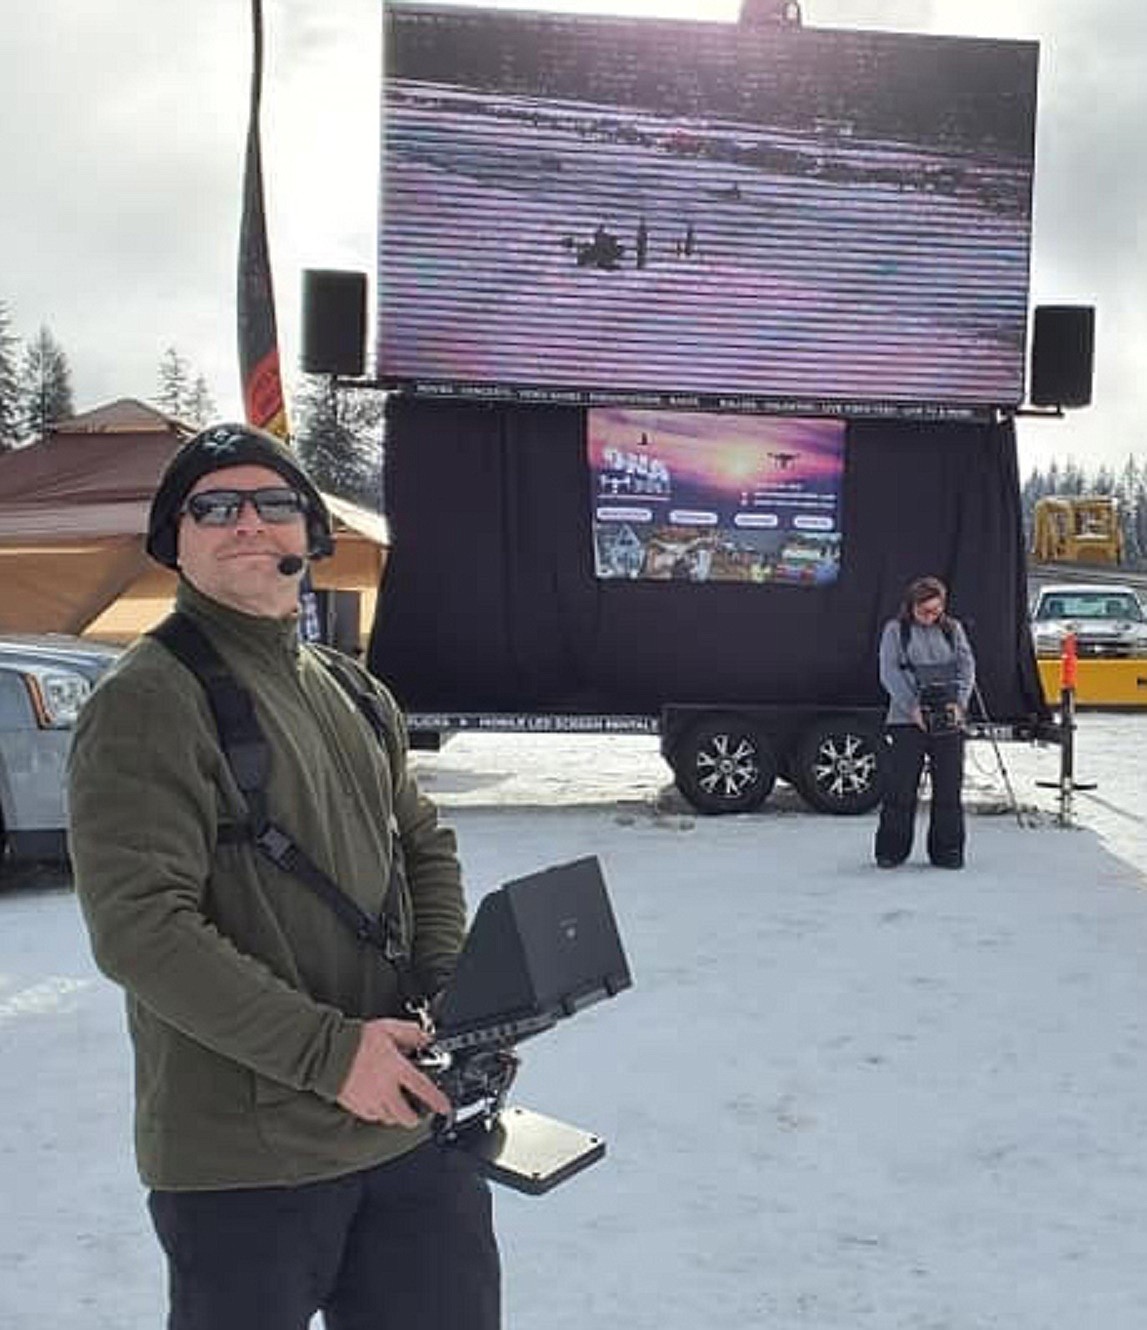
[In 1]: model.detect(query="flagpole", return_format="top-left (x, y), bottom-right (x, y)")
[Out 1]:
top-left (238, 0), bottom-right (325, 640)
top-left (238, 0), bottom-right (290, 441)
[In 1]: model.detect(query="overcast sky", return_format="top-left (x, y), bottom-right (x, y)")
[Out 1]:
top-left (2, 0), bottom-right (1143, 476)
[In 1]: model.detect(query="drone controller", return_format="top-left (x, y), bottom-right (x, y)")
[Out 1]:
top-left (405, 856), bottom-right (632, 1194)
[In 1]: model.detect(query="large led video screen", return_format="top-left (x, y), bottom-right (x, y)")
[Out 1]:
top-left (379, 4), bottom-right (1037, 415)
top-left (589, 409), bottom-right (845, 585)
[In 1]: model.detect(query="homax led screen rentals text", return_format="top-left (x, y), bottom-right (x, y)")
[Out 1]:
top-left (378, 4), bottom-right (1037, 416)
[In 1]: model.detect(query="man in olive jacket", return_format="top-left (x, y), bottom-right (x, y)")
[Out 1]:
top-left (68, 423), bottom-right (499, 1330)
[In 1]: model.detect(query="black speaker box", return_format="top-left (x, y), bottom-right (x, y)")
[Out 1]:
top-left (301, 269), bottom-right (367, 376)
top-left (1030, 305), bottom-right (1095, 408)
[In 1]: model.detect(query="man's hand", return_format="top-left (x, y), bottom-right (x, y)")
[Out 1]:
top-left (336, 1018), bottom-right (452, 1127)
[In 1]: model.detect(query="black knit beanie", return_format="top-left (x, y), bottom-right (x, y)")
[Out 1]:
top-left (146, 422), bottom-right (334, 568)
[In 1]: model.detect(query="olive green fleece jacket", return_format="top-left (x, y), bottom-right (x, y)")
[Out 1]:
top-left (67, 582), bottom-right (466, 1191)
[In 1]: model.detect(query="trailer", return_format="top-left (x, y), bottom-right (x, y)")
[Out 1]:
top-left (366, 398), bottom-right (1052, 815)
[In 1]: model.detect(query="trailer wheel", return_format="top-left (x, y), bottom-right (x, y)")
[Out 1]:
top-left (673, 714), bottom-right (776, 814)
top-left (791, 717), bottom-right (883, 815)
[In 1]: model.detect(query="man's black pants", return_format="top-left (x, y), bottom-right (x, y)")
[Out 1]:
top-left (874, 724), bottom-right (966, 867)
top-left (148, 1141), bottom-right (499, 1330)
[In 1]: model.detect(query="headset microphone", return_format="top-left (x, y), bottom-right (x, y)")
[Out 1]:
top-left (277, 555), bottom-right (305, 576)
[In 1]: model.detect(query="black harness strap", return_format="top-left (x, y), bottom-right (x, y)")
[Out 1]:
top-left (897, 615), bottom-right (960, 698)
top-left (898, 614), bottom-right (955, 667)
top-left (309, 643), bottom-right (403, 777)
top-left (149, 613), bottom-right (422, 999)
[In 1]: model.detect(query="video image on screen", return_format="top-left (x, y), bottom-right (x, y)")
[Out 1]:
top-left (589, 408), bottom-right (844, 586)
top-left (379, 5), bottom-right (1037, 414)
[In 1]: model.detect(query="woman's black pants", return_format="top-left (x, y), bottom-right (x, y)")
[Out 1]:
top-left (874, 724), bottom-right (966, 867)
top-left (148, 1140), bottom-right (500, 1330)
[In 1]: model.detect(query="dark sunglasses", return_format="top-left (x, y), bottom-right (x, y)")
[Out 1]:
top-left (182, 487), bottom-right (307, 527)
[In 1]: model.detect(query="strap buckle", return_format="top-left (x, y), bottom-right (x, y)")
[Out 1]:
top-left (383, 924), bottom-right (409, 965)
top-left (405, 997), bottom-right (435, 1038)
top-left (254, 824), bottom-right (293, 864)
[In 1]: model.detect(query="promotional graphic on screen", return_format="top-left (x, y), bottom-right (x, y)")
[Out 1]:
top-left (379, 4), bottom-right (1037, 415)
top-left (589, 409), bottom-right (845, 585)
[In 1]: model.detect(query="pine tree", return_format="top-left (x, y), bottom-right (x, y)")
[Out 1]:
top-left (1019, 464), bottom-right (1045, 547)
top-left (0, 300), bottom-right (22, 452)
top-left (155, 348), bottom-right (216, 425)
top-left (21, 325), bottom-right (74, 440)
top-left (1060, 457), bottom-right (1086, 495)
top-left (293, 376), bottom-right (384, 511)
top-left (1117, 456), bottom-right (1143, 566)
top-left (184, 374), bottom-right (216, 427)
top-left (155, 347), bottom-right (190, 419)
top-left (1135, 481), bottom-right (1147, 570)
top-left (338, 387), bottom-right (384, 510)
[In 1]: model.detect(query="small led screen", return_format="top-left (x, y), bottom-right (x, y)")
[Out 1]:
top-left (380, 4), bottom-right (1037, 414)
top-left (588, 408), bottom-right (845, 585)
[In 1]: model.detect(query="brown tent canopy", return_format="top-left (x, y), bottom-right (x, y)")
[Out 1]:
top-left (0, 399), bottom-right (388, 644)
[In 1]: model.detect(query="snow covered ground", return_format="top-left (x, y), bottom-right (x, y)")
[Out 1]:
top-left (2, 713), bottom-right (1146, 1328)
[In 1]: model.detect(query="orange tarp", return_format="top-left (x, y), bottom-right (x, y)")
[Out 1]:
top-left (0, 399), bottom-right (387, 645)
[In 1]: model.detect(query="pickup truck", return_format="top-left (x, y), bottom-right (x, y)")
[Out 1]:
top-left (1030, 584), bottom-right (1147, 659)
top-left (1029, 584), bottom-right (1147, 707)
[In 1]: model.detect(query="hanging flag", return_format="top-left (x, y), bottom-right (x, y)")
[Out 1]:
top-left (238, 0), bottom-right (289, 440)
top-left (237, 0), bottom-right (325, 643)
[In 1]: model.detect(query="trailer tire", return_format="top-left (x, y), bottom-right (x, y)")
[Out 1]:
top-left (791, 716), bottom-right (883, 815)
top-left (673, 714), bottom-right (777, 814)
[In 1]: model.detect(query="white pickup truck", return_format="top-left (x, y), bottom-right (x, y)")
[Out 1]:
top-left (1030, 584), bottom-right (1147, 660)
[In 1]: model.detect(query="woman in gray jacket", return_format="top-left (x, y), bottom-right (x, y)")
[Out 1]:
top-left (874, 575), bottom-right (976, 869)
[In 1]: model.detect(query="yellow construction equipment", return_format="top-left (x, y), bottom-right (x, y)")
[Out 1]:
top-left (1031, 495), bottom-right (1123, 565)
